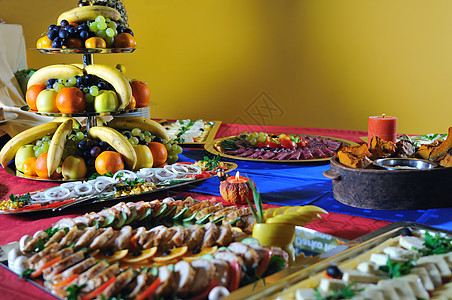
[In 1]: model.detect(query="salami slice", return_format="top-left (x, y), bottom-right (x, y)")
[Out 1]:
top-left (224, 146), bottom-right (246, 155)
top-left (247, 149), bottom-right (263, 159)
top-left (300, 150), bottom-right (314, 160)
top-left (236, 149), bottom-right (255, 157)
top-left (260, 150), bottom-right (276, 159)
top-left (312, 149), bottom-right (327, 159)
top-left (288, 149), bottom-right (302, 160)
top-left (274, 150), bottom-right (291, 160)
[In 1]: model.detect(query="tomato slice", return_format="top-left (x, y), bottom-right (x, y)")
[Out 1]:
top-left (255, 250), bottom-right (272, 277)
top-left (254, 142), bottom-right (264, 148)
top-left (264, 141), bottom-right (280, 149)
top-left (297, 140), bottom-right (307, 148)
top-left (135, 277), bottom-right (161, 300)
top-left (187, 280), bottom-right (219, 300)
top-left (80, 275), bottom-right (116, 300)
top-left (228, 260), bottom-right (241, 292)
top-left (280, 139), bottom-right (296, 150)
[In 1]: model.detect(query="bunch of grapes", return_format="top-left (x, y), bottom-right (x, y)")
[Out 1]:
top-left (163, 139), bottom-right (183, 164)
top-left (47, 20), bottom-right (95, 48)
top-left (33, 135), bottom-right (52, 158)
top-left (76, 137), bottom-right (114, 171)
top-left (245, 132), bottom-right (268, 146)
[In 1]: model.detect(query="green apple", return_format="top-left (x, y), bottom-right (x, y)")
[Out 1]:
top-left (94, 90), bottom-right (119, 112)
top-left (36, 89), bottom-right (58, 113)
top-left (62, 155), bottom-right (87, 180)
top-left (133, 145), bottom-right (153, 170)
top-left (15, 145), bottom-right (36, 172)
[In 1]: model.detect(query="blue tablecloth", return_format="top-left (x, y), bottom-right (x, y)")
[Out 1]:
top-left (180, 150), bottom-right (452, 232)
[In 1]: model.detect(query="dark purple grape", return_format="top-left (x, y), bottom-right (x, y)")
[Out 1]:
top-left (98, 141), bottom-right (108, 150)
top-left (52, 37), bottom-right (64, 48)
top-left (79, 30), bottom-right (90, 40)
top-left (153, 136), bottom-right (163, 143)
top-left (84, 74), bottom-right (95, 85)
top-left (78, 23), bottom-right (89, 31)
top-left (106, 146), bottom-right (114, 152)
top-left (83, 150), bottom-right (90, 158)
top-left (55, 25), bottom-right (62, 31)
top-left (117, 25), bottom-right (125, 34)
top-left (400, 228), bottom-right (413, 236)
top-left (86, 158), bottom-right (95, 166)
top-left (46, 78), bottom-right (57, 87)
top-left (326, 265), bottom-right (342, 278)
top-left (89, 139), bottom-right (99, 147)
top-left (123, 132), bottom-right (132, 139)
top-left (88, 31), bottom-right (96, 38)
top-left (67, 26), bottom-right (77, 36)
top-left (123, 28), bottom-right (134, 36)
top-left (97, 81), bottom-right (107, 90)
top-left (59, 30), bottom-right (69, 39)
top-left (76, 76), bottom-right (85, 87)
top-left (90, 146), bottom-right (101, 158)
top-left (60, 20), bottom-right (69, 27)
top-left (137, 136), bottom-right (146, 145)
top-left (48, 30), bottom-right (59, 41)
top-left (78, 140), bottom-right (89, 151)
top-left (48, 24), bottom-right (57, 32)
top-left (104, 82), bottom-right (114, 90)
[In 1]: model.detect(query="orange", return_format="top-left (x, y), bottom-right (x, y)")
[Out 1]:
top-left (55, 87), bottom-right (86, 113)
top-left (85, 37), bottom-right (107, 49)
top-left (35, 152), bottom-right (60, 179)
top-left (113, 33), bottom-right (136, 48)
top-left (22, 157), bottom-right (37, 176)
top-left (69, 22), bottom-right (79, 29)
top-left (130, 81), bottom-right (150, 107)
top-left (147, 142), bottom-right (167, 167)
top-left (26, 84), bottom-right (47, 111)
top-left (36, 36), bottom-right (52, 49)
top-left (64, 38), bottom-right (83, 48)
top-left (124, 96), bottom-right (136, 110)
top-left (95, 151), bottom-right (125, 175)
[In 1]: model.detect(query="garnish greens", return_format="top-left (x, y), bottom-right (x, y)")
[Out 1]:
top-left (44, 226), bottom-right (60, 239)
top-left (416, 231), bottom-right (452, 256)
top-left (35, 239), bottom-right (45, 252)
top-left (66, 284), bottom-right (86, 300)
top-left (88, 171), bottom-right (113, 180)
top-left (19, 268), bottom-right (34, 279)
top-left (201, 155), bottom-right (221, 171)
top-left (174, 119), bottom-right (197, 143)
top-left (379, 257), bottom-right (414, 278)
top-left (245, 177), bottom-right (264, 224)
top-left (221, 139), bottom-right (237, 151)
top-left (314, 283), bottom-right (356, 299)
top-left (9, 193), bottom-right (31, 203)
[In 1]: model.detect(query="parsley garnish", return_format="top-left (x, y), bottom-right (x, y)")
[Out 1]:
top-left (44, 226), bottom-right (59, 239)
top-left (379, 257), bottom-right (414, 278)
top-left (88, 171), bottom-right (113, 180)
top-left (19, 268), bottom-right (34, 279)
top-left (9, 193), bottom-right (31, 203)
top-left (416, 231), bottom-right (452, 256)
top-left (35, 239), bottom-right (45, 252)
top-left (66, 284), bottom-right (86, 300)
top-left (314, 283), bottom-right (356, 299)
top-left (221, 139), bottom-right (238, 151)
top-left (201, 155), bottom-right (221, 171)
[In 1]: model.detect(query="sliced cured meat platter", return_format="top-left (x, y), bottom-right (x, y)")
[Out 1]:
top-left (205, 133), bottom-right (357, 163)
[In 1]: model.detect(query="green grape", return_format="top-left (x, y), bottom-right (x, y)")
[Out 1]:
top-left (176, 145), bottom-right (183, 154)
top-left (53, 82), bottom-right (64, 92)
top-left (249, 137), bottom-right (257, 145)
top-left (42, 135), bottom-right (51, 142)
top-left (165, 143), bottom-right (172, 151)
top-left (58, 78), bottom-right (67, 84)
top-left (89, 86), bottom-right (99, 96)
top-left (161, 139), bottom-right (168, 145)
top-left (96, 30), bottom-right (107, 39)
top-left (97, 22), bottom-right (107, 31)
top-left (138, 133), bottom-right (145, 139)
top-left (106, 28), bottom-right (115, 37)
top-left (83, 87), bottom-right (89, 93)
top-left (257, 134), bottom-right (267, 143)
top-left (36, 140), bottom-right (42, 147)
top-left (64, 81), bottom-right (72, 87)
top-left (32, 145), bottom-right (38, 151)
top-left (85, 93), bottom-right (95, 104)
top-left (68, 77), bottom-right (77, 85)
top-left (105, 18), bottom-right (111, 23)
top-left (128, 137), bottom-right (139, 146)
top-left (56, 167), bottom-right (62, 174)
top-left (89, 21), bottom-right (98, 32)
top-left (108, 21), bottom-right (117, 29)
top-left (143, 130), bottom-right (151, 137)
top-left (41, 143), bottom-right (50, 153)
top-left (76, 132), bottom-right (85, 141)
top-left (251, 132), bottom-right (258, 139)
top-left (167, 155), bottom-right (178, 164)
top-left (171, 144), bottom-right (178, 152)
top-left (131, 128), bottom-right (141, 136)
top-left (95, 15), bottom-right (106, 23)
top-left (104, 35), bottom-right (114, 47)
top-left (144, 137), bottom-right (151, 143)
top-left (35, 148), bottom-right (42, 158)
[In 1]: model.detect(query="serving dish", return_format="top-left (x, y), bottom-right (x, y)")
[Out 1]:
top-left (160, 119), bottom-right (222, 146)
top-left (0, 112), bottom-right (19, 124)
top-left (227, 221), bottom-right (452, 299)
top-left (206, 133), bottom-right (356, 163)
top-left (373, 157), bottom-right (438, 170)
top-left (324, 157), bottom-right (452, 209)
top-left (0, 162), bottom-right (237, 214)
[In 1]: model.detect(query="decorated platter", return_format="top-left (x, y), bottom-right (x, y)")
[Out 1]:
top-left (20, 105), bottom-right (148, 118)
top-left (0, 112), bottom-right (19, 124)
top-left (229, 222), bottom-right (452, 299)
top-left (0, 161), bottom-right (237, 214)
top-left (205, 132), bottom-right (357, 163)
top-left (160, 119), bottom-right (222, 147)
top-left (36, 48), bottom-right (136, 54)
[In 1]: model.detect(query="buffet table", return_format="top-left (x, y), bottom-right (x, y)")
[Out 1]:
top-left (0, 123), bottom-right (450, 300)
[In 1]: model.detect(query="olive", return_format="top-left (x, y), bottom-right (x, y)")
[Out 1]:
top-left (192, 248), bottom-right (201, 254)
top-left (326, 265), bottom-right (342, 278)
top-left (103, 249), bottom-right (114, 257)
top-left (133, 250), bottom-right (142, 257)
top-left (162, 250), bottom-right (171, 256)
top-left (400, 227), bottom-right (413, 236)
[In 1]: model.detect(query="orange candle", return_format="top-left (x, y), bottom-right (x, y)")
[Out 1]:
top-left (227, 171), bottom-right (248, 184)
top-left (368, 114), bottom-right (397, 146)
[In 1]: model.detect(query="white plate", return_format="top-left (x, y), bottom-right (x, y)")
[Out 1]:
top-left (0, 112), bottom-right (18, 124)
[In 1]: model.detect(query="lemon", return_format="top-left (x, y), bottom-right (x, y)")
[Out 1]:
top-left (122, 247), bottom-right (157, 263)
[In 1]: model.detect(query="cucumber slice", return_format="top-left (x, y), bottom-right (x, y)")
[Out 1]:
top-left (173, 207), bottom-right (188, 220)
top-left (162, 218), bottom-right (173, 228)
top-left (161, 205), bottom-right (177, 219)
top-left (211, 215), bottom-right (226, 224)
top-left (195, 212), bottom-right (214, 225)
top-left (136, 207), bottom-right (152, 221)
top-left (149, 266), bottom-right (159, 277)
top-left (152, 203), bottom-right (168, 218)
top-left (241, 237), bottom-right (260, 245)
top-left (226, 216), bottom-right (241, 226)
top-left (101, 214), bottom-right (115, 228)
top-left (125, 207), bottom-right (137, 225)
top-left (113, 211), bottom-right (128, 229)
top-left (182, 211), bottom-right (198, 223)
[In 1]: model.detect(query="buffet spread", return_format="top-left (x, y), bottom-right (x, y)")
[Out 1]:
top-left (0, 1), bottom-right (451, 300)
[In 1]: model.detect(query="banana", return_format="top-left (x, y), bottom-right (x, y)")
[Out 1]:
top-left (47, 120), bottom-right (73, 177)
top-left (108, 117), bottom-right (170, 140)
top-left (87, 126), bottom-right (137, 169)
top-left (57, 5), bottom-right (122, 25)
top-left (52, 117), bottom-right (81, 130)
top-left (84, 64), bottom-right (131, 109)
top-left (0, 123), bottom-right (61, 168)
top-left (27, 64), bottom-right (84, 89)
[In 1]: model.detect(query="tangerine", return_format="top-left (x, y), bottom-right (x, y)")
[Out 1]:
top-left (95, 151), bottom-right (125, 175)
top-left (22, 157), bottom-right (37, 176)
top-left (55, 87), bottom-right (86, 113)
top-left (26, 84), bottom-right (47, 111)
top-left (124, 96), bottom-right (136, 110)
top-left (36, 36), bottom-right (52, 49)
top-left (64, 37), bottom-right (83, 48)
top-left (148, 142), bottom-right (168, 167)
top-left (113, 33), bottom-right (136, 48)
top-left (85, 37), bottom-right (107, 49)
top-left (130, 81), bottom-right (150, 107)
top-left (35, 152), bottom-right (60, 179)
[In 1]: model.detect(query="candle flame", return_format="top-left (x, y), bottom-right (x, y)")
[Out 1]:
top-left (381, 113), bottom-right (386, 118)
top-left (235, 171), bottom-right (240, 181)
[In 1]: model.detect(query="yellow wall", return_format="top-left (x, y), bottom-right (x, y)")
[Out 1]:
top-left (1, 0), bottom-right (451, 134)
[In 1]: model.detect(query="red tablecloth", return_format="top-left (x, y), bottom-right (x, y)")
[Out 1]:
top-left (0, 124), bottom-right (391, 300)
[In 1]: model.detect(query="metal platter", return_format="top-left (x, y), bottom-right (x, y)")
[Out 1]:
top-left (20, 105), bottom-right (148, 118)
top-left (159, 120), bottom-right (222, 147)
top-left (35, 48), bottom-right (136, 54)
top-left (205, 134), bottom-right (357, 163)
